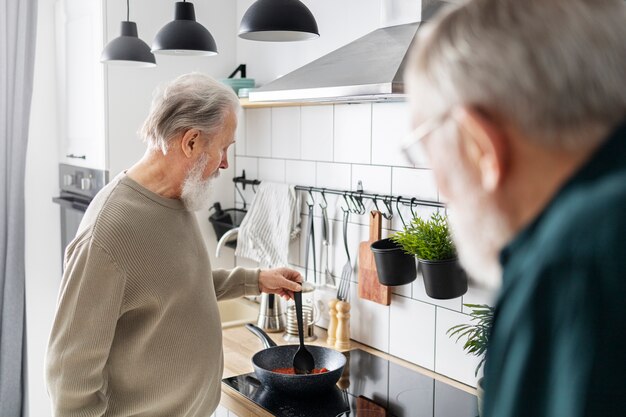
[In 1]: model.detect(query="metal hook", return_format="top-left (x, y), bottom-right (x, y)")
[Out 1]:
top-left (381, 196), bottom-right (394, 220)
top-left (372, 194), bottom-right (381, 213)
top-left (352, 192), bottom-right (366, 215)
top-left (252, 183), bottom-right (257, 193)
top-left (396, 196), bottom-right (406, 227)
top-left (410, 197), bottom-right (417, 219)
top-left (234, 182), bottom-right (247, 210)
top-left (342, 192), bottom-right (353, 213)
top-left (319, 189), bottom-right (328, 210)
top-left (307, 187), bottom-right (315, 205)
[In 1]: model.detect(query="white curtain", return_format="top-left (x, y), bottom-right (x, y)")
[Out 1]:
top-left (0, 0), bottom-right (38, 415)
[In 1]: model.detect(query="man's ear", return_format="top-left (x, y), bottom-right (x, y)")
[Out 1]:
top-left (180, 129), bottom-right (201, 158)
top-left (457, 107), bottom-right (509, 191)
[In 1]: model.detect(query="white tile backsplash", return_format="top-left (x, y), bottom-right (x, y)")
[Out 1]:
top-left (392, 167), bottom-right (439, 202)
top-left (390, 295), bottom-right (436, 370)
top-left (245, 108), bottom-right (271, 157)
top-left (301, 105), bottom-right (334, 162)
top-left (352, 164), bottom-right (392, 195)
top-left (237, 102), bottom-right (483, 389)
top-left (258, 158), bottom-right (285, 183)
top-left (348, 284), bottom-right (390, 352)
top-left (285, 160), bottom-right (316, 188)
top-left (435, 308), bottom-right (483, 386)
top-left (334, 103), bottom-right (372, 164)
top-left (271, 107), bottom-right (301, 159)
top-left (371, 102), bottom-right (413, 168)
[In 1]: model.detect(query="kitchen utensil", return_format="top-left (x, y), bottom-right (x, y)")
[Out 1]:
top-left (337, 209), bottom-right (352, 302)
top-left (293, 291), bottom-right (315, 374)
top-left (245, 323), bottom-right (347, 395)
top-left (321, 205), bottom-right (334, 286)
top-left (304, 203), bottom-right (317, 283)
top-left (358, 211), bottom-right (391, 305)
top-left (257, 293), bottom-right (285, 333)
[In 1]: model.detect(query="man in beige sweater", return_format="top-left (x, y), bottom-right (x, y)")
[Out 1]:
top-left (45, 73), bottom-right (302, 417)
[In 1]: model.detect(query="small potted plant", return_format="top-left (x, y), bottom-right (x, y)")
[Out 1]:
top-left (447, 303), bottom-right (494, 416)
top-left (391, 211), bottom-right (467, 299)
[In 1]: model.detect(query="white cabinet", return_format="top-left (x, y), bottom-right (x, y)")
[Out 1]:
top-left (55, 0), bottom-right (107, 169)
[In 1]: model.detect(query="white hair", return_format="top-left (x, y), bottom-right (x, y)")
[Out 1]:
top-left (140, 72), bottom-right (240, 154)
top-left (406, 0), bottom-right (626, 149)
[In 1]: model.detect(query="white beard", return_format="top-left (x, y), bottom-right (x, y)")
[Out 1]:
top-left (436, 135), bottom-right (512, 290)
top-left (180, 155), bottom-right (220, 211)
top-left (447, 199), bottom-right (509, 290)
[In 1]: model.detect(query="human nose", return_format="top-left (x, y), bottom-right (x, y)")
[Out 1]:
top-left (220, 152), bottom-right (229, 170)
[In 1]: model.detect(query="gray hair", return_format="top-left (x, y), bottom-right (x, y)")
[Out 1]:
top-left (141, 72), bottom-right (240, 154)
top-left (406, 0), bottom-right (626, 149)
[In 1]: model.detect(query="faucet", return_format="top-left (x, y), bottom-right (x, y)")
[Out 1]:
top-left (215, 227), bottom-right (239, 258)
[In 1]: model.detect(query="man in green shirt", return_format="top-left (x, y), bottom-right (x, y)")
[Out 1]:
top-left (403, 0), bottom-right (626, 415)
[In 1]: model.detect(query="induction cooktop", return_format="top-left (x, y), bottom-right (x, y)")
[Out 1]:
top-left (222, 348), bottom-right (478, 417)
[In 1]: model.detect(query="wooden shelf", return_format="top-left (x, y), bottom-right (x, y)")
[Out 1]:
top-left (239, 98), bottom-right (330, 109)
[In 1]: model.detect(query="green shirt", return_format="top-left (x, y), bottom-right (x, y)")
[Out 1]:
top-left (483, 121), bottom-right (626, 417)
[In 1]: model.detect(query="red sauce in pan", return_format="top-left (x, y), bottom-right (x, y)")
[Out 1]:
top-left (273, 367), bottom-right (329, 375)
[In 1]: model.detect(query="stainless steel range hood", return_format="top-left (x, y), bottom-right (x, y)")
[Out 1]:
top-left (249, 1), bottom-right (449, 103)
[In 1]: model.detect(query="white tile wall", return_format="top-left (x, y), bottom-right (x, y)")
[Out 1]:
top-left (235, 103), bottom-right (498, 389)
top-left (271, 107), bottom-right (301, 159)
top-left (258, 158), bottom-right (285, 183)
top-left (435, 308), bottom-right (483, 386)
top-left (348, 284), bottom-right (390, 352)
top-left (245, 108), bottom-right (271, 157)
top-left (334, 103), bottom-right (372, 164)
top-left (371, 102), bottom-right (413, 168)
top-left (392, 167), bottom-right (439, 201)
top-left (301, 105), bottom-right (334, 162)
top-left (285, 160), bottom-right (316, 188)
top-left (389, 295), bottom-right (436, 370)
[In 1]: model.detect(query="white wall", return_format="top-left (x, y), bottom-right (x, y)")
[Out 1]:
top-left (25, 1), bottom-right (63, 416)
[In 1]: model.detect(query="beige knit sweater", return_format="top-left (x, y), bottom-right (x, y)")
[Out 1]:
top-left (45, 174), bottom-right (260, 417)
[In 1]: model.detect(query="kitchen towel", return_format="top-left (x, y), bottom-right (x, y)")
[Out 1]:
top-left (235, 182), bottom-right (301, 267)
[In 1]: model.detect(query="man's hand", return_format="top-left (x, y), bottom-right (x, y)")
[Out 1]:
top-left (258, 268), bottom-right (303, 300)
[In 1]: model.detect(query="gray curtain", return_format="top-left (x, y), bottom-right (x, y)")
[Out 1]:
top-left (1, 0), bottom-right (38, 415)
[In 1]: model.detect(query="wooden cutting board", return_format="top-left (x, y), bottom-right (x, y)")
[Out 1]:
top-left (358, 211), bottom-right (391, 305)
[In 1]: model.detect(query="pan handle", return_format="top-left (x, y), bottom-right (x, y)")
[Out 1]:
top-left (245, 323), bottom-right (278, 349)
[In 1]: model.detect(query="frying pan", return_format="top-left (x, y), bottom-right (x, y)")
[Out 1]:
top-left (246, 323), bottom-right (347, 395)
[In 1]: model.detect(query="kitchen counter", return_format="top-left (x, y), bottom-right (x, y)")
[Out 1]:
top-left (220, 325), bottom-right (476, 416)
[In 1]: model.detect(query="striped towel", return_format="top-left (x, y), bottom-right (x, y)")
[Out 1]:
top-left (235, 182), bottom-right (301, 267)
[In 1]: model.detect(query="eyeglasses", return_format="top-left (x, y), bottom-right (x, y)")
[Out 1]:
top-left (401, 111), bottom-right (452, 167)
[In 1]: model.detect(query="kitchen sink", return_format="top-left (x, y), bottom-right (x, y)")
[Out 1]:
top-left (218, 298), bottom-right (259, 329)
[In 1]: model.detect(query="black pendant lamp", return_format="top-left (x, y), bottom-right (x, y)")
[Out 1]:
top-left (239, 0), bottom-right (319, 42)
top-left (152, 1), bottom-right (218, 56)
top-left (101, 0), bottom-right (156, 67)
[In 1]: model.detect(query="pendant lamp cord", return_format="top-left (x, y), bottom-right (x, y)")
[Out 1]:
top-left (126, 0), bottom-right (130, 21)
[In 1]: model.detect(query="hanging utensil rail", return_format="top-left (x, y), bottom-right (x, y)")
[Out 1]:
top-left (233, 171), bottom-right (445, 214)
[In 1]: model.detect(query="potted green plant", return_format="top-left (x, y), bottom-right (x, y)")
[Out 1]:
top-left (391, 211), bottom-right (467, 299)
top-left (447, 303), bottom-right (494, 416)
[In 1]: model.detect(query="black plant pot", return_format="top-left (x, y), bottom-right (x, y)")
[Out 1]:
top-left (370, 238), bottom-right (417, 286)
top-left (419, 258), bottom-right (468, 299)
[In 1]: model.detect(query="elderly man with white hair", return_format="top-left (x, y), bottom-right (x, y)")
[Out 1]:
top-left (45, 73), bottom-right (302, 417)
top-left (404, 0), bottom-right (626, 416)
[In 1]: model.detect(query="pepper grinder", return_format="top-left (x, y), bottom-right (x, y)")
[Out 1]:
top-left (327, 298), bottom-right (338, 346)
top-left (335, 300), bottom-right (351, 350)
